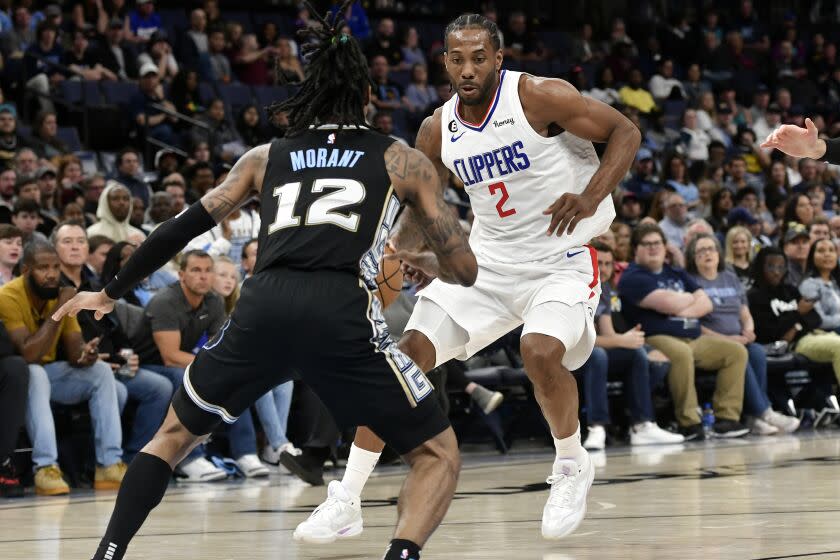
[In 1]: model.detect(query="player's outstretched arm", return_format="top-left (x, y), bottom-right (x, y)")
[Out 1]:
top-left (385, 141), bottom-right (477, 287)
top-left (760, 118), bottom-right (840, 162)
top-left (523, 76), bottom-right (641, 236)
top-left (53, 145), bottom-right (270, 321)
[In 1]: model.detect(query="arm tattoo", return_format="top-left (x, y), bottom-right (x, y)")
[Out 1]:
top-left (200, 145), bottom-right (267, 223)
top-left (385, 142), bottom-right (431, 182)
top-left (417, 190), bottom-right (472, 260)
top-left (203, 181), bottom-right (241, 223)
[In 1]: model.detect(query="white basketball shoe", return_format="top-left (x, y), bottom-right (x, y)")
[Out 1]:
top-left (541, 451), bottom-right (594, 539)
top-left (293, 480), bottom-right (363, 544)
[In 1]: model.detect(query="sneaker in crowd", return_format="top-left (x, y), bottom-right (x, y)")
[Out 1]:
top-left (280, 449), bottom-right (325, 486)
top-left (541, 452), bottom-right (594, 539)
top-left (678, 423), bottom-right (705, 441)
top-left (293, 480), bottom-right (363, 544)
top-left (0, 458), bottom-right (23, 498)
top-left (582, 425), bottom-right (606, 451)
top-left (747, 416), bottom-right (779, 436)
top-left (260, 442), bottom-right (300, 465)
top-left (34, 464), bottom-right (70, 496)
top-left (712, 419), bottom-right (749, 438)
top-left (175, 456), bottom-right (228, 482)
top-left (761, 409), bottom-right (800, 433)
top-left (629, 421), bottom-right (685, 445)
top-left (470, 385), bottom-right (504, 414)
top-left (236, 454), bottom-right (270, 478)
top-left (94, 461), bottom-right (128, 490)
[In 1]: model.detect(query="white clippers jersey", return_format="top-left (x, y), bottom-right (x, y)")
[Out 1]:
top-left (440, 70), bottom-right (615, 264)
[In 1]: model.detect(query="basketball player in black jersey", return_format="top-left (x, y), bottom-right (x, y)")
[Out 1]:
top-left (54, 4), bottom-right (477, 560)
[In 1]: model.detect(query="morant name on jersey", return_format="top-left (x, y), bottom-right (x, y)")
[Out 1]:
top-left (290, 148), bottom-right (365, 172)
top-left (452, 140), bottom-right (530, 186)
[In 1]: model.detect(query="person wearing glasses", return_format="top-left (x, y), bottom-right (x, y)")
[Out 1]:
top-left (686, 233), bottom-right (800, 435)
top-left (618, 223), bottom-right (749, 440)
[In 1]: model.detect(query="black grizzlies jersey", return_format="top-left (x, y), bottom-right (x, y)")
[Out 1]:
top-left (254, 125), bottom-right (400, 289)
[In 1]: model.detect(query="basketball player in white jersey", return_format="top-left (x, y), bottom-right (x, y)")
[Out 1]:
top-left (295, 14), bottom-right (641, 543)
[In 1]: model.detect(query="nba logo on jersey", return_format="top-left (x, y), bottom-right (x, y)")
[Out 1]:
top-left (400, 549), bottom-right (410, 559)
top-left (327, 132), bottom-right (336, 144)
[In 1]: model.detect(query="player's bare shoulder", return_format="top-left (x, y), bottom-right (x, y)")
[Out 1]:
top-left (415, 108), bottom-right (444, 156)
top-left (517, 74), bottom-right (587, 133)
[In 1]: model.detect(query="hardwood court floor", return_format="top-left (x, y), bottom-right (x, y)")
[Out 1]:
top-left (2, 433), bottom-right (839, 560)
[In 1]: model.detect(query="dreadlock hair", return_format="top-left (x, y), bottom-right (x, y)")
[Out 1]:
top-left (444, 14), bottom-right (502, 51)
top-left (268, 0), bottom-right (372, 136)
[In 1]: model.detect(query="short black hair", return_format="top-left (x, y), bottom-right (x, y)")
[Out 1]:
top-left (734, 186), bottom-right (758, 203)
top-left (22, 240), bottom-right (56, 267)
top-left (444, 14), bottom-right (502, 51)
top-left (116, 147), bottom-right (140, 168)
top-left (180, 249), bottom-right (213, 270)
top-left (241, 238), bottom-right (257, 260)
top-left (12, 198), bottom-right (40, 215)
top-left (13, 176), bottom-right (38, 196)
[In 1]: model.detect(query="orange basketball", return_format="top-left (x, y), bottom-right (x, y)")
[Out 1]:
top-left (375, 244), bottom-right (404, 308)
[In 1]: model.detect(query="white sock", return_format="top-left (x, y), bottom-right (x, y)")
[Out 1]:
top-left (340, 444), bottom-right (381, 497)
top-left (553, 423), bottom-right (587, 473)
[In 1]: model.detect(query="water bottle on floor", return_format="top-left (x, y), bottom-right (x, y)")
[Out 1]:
top-left (701, 403), bottom-right (714, 436)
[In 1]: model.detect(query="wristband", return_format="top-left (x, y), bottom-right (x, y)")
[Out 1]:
top-left (820, 137), bottom-right (840, 165)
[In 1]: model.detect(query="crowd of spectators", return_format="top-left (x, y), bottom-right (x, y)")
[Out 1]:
top-left (1, 0), bottom-right (840, 497)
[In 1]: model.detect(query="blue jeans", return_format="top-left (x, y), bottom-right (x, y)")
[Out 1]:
top-left (580, 346), bottom-right (668, 425)
top-left (116, 369), bottom-right (174, 463)
top-left (254, 381), bottom-right (294, 449)
top-left (144, 364), bottom-right (257, 460)
top-left (743, 342), bottom-right (771, 417)
top-left (26, 361), bottom-right (123, 469)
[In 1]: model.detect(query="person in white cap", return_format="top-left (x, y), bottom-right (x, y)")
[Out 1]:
top-left (130, 62), bottom-right (178, 146)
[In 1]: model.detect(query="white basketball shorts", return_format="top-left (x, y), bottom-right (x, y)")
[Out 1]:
top-left (404, 245), bottom-right (600, 370)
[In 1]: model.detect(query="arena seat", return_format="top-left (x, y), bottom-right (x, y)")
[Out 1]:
top-left (218, 82), bottom-right (255, 114)
top-left (57, 127), bottom-right (83, 152)
top-left (101, 81), bottom-right (139, 107)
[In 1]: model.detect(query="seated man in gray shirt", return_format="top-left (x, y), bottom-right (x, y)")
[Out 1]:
top-left (138, 249), bottom-right (268, 481)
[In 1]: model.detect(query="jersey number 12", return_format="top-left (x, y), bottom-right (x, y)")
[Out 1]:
top-left (268, 179), bottom-right (366, 233)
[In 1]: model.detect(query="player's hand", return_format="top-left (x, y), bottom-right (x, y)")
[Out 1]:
top-left (385, 250), bottom-right (439, 286)
top-left (543, 193), bottom-right (598, 236)
top-left (760, 118), bottom-right (826, 159)
top-left (403, 264), bottom-right (434, 290)
top-left (52, 290), bottom-right (116, 322)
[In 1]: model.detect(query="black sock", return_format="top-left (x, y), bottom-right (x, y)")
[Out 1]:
top-left (92, 452), bottom-right (172, 560)
top-left (383, 538), bottom-right (422, 560)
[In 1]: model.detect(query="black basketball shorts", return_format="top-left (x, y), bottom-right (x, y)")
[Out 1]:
top-left (171, 267), bottom-right (450, 455)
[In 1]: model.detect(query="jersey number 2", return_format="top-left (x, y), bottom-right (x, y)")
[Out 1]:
top-left (268, 179), bottom-right (366, 234)
top-left (488, 181), bottom-right (516, 218)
